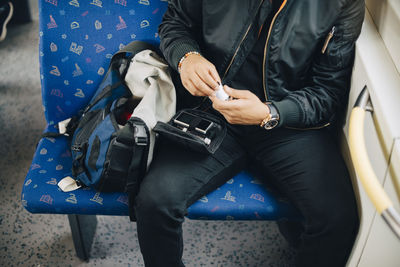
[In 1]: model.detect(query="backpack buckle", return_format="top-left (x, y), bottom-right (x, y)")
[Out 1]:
top-left (134, 124), bottom-right (148, 146)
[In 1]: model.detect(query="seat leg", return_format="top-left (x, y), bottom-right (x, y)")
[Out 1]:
top-left (67, 214), bottom-right (98, 261)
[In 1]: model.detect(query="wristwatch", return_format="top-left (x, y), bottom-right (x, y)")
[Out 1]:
top-left (260, 102), bottom-right (280, 130)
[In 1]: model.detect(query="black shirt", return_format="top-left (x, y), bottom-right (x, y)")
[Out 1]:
top-left (229, 1), bottom-right (280, 101)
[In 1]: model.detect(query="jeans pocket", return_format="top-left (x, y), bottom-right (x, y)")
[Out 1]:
top-left (210, 131), bottom-right (246, 168)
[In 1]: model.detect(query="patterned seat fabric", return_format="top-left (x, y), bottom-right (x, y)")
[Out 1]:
top-left (22, 0), bottom-right (299, 220)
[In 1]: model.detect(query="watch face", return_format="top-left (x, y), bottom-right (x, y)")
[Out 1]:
top-left (264, 119), bottom-right (279, 130)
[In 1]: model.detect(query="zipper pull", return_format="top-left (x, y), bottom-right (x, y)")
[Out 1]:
top-left (321, 26), bottom-right (336, 54)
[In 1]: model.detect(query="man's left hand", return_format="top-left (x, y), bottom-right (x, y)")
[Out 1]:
top-left (209, 85), bottom-right (270, 125)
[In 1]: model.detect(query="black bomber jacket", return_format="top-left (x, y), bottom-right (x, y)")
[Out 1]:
top-left (158, 0), bottom-right (365, 129)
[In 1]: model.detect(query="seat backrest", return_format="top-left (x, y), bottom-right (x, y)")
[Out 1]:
top-left (39, 0), bottom-right (168, 126)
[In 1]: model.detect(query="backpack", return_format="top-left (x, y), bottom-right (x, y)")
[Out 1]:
top-left (44, 41), bottom-right (155, 204)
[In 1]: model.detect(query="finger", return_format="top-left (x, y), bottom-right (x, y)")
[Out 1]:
top-left (224, 113), bottom-right (235, 124)
top-left (212, 102), bottom-right (231, 120)
top-left (211, 95), bottom-right (229, 111)
top-left (187, 80), bottom-right (207, 96)
top-left (211, 99), bottom-right (240, 124)
top-left (212, 97), bottom-right (240, 111)
top-left (182, 78), bottom-right (195, 95)
top-left (224, 86), bottom-right (253, 99)
top-left (209, 65), bottom-right (222, 84)
top-left (190, 75), bottom-right (215, 96)
top-left (197, 68), bottom-right (219, 90)
top-left (208, 94), bottom-right (218, 102)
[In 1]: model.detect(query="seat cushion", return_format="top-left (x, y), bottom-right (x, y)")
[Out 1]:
top-left (187, 171), bottom-right (299, 220)
top-left (22, 127), bottom-right (300, 220)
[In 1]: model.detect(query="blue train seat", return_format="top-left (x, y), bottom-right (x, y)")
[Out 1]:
top-left (22, 0), bottom-right (300, 260)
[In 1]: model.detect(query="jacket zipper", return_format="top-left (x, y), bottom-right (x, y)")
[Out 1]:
top-left (222, 0), bottom-right (265, 80)
top-left (262, 0), bottom-right (288, 101)
top-left (321, 26), bottom-right (336, 54)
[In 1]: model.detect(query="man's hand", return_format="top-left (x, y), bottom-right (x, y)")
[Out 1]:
top-left (180, 54), bottom-right (221, 97)
top-left (209, 86), bottom-right (270, 125)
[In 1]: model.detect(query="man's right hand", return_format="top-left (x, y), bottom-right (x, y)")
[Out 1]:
top-left (179, 53), bottom-right (221, 97)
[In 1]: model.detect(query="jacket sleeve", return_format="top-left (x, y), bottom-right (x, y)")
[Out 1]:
top-left (272, 0), bottom-right (365, 128)
top-left (158, 0), bottom-right (203, 72)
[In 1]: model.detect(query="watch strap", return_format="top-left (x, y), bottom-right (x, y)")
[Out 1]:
top-left (267, 102), bottom-right (279, 120)
top-left (260, 102), bottom-right (280, 130)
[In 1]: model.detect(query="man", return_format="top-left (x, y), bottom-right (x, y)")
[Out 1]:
top-left (133, 0), bottom-right (365, 266)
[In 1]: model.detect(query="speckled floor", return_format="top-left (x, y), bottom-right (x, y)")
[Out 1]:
top-left (0, 1), bottom-right (295, 266)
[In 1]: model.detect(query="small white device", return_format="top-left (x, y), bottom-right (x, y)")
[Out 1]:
top-left (215, 83), bottom-right (230, 101)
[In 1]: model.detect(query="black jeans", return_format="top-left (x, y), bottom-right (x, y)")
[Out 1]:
top-left (134, 124), bottom-right (359, 267)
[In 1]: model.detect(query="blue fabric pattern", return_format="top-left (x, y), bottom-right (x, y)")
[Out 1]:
top-left (187, 172), bottom-right (299, 220)
top-left (22, 0), bottom-right (300, 220)
top-left (39, 0), bottom-right (167, 124)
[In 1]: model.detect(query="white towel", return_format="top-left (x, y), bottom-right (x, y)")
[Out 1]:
top-left (124, 49), bottom-right (176, 167)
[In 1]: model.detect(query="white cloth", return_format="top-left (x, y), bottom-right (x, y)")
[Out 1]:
top-left (125, 49), bottom-right (176, 167)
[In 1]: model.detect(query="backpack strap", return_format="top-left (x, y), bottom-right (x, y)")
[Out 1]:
top-left (111, 41), bottom-right (158, 79)
top-left (40, 115), bottom-right (81, 139)
top-left (111, 40), bottom-right (157, 63)
top-left (125, 117), bottom-right (150, 222)
top-left (41, 132), bottom-right (66, 139)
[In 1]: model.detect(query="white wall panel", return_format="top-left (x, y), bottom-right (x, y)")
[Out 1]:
top-left (357, 140), bottom-right (400, 267)
top-left (366, 0), bottom-right (400, 73)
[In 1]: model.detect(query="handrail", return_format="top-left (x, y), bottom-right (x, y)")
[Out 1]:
top-left (348, 86), bottom-right (400, 240)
